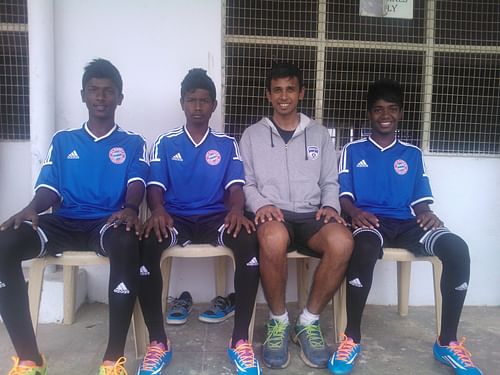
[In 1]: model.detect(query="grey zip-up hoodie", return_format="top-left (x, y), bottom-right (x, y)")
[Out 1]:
top-left (239, 113), bottom-right (340, 214)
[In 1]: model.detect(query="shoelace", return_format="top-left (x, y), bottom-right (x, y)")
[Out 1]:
top-left (448, 337), bottom-right (475, 367)
top-left (8, 356), bottom-right (44, 375)
top-left (264, 320), bottom-right (288, 348)
top-left (101, 357), bottom-right (128, 375)
top-left (233, 341), bottom-right (256, 368)
top-left (296, 323), bottom-right (325, 349)
top-left (141, 343), bottom-right (167, 370)
top-left (168, 296), bottom-right (191, 313)
top-left (336, 335), bottom-right (358, 361)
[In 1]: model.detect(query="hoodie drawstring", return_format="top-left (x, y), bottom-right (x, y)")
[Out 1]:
top-left (269, 119), bottom-right (308, 160)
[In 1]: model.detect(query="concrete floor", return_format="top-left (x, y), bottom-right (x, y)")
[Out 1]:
top-left (0, 303), bottom-right (498, 375)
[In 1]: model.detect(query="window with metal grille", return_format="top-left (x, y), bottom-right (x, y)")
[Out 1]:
top-left (0, 0), bottom-right (29, 140)
top-left (223, 0), bottom-right (500, 155)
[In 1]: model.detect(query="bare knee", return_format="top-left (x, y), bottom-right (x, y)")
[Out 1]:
top-left (257, 221), bottom-right (289, 260)
top-left (312, 223), bottom-right (354, 263)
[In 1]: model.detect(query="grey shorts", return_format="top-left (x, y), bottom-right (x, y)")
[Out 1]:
top-left (253, 210), bottom-right (332, 258)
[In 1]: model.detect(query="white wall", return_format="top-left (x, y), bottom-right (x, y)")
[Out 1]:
top-left (53, 0), bottom-right (223, 143)
top-left (0, 1), bottom-right (498, 307)
top-left (0, 142), bottom-right (33, 215)
top-left (369, 156), bottom-right (500, 306)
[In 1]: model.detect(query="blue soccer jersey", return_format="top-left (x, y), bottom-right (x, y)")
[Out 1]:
top-left (35, 123), bottom-right (149, 219)
top-left (338, 137), bottom-right (433, 220)
top-left (148, 126), bottom-right (245, 216)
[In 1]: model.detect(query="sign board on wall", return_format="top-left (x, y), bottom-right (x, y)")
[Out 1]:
top-left (360, 0), bottom-right (414, 19)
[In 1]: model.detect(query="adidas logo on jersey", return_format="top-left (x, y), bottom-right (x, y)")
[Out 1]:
top-left (246, 257), bottom-right (259, 266)
top-left (356, 159), bottom-right (368, 168)
top-left (139, 266), bottom-right (150, 276)
top-left (0, 281), bottom-right (6, 288)
top-left (171, 152), bottom-right (183, 161)
top-left (67, 150), bottom-right (80, 159)
top-left (348, 278), bottom-right (363, 288)
top-left (113, 282), bottom-right (130, 294)
top-left (455, 282), bottom-right (468, 291)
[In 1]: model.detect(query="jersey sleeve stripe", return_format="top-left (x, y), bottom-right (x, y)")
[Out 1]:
top-left (35, 184), bottom-right (60, 197)
top-left (225, 179), bottom-right (246, 190)
top-left (146, 181), bottom-right (167, 191)
top-left (127, 177), bottom-right (146, 186)
top-left (411, 196), bottom-right (434, 206)
top-left (232, 139), bottom-right (243, 161)
top-left (339, 191), bottom-right (355, 200)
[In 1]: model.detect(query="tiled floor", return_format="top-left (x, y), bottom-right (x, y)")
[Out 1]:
top-left (1, 303), bottom-right (498, 375)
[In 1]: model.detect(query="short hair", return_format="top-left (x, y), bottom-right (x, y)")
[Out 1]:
top-left (367, 79), bottom-right (404, 111)
top-left (266, 62), bottom-right (304, 91)
top-left (82, 58), bottom-right (123, 94)
top-left (180, 68), bottom-right (216, 101)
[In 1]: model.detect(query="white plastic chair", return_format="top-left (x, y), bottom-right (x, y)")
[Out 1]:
top-left (334, 247), bottom-right (443, 339)
top-left (27, 251), bottom-right (148, 358)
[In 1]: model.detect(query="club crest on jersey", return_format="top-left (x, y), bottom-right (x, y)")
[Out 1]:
top-left (205, 149), bottom-right (221, 165)
top-left (109, 147), bottom-right (126, 164)
top-left (307, 146), bottom-right (320, 160)
top-left (394, 159), bottom-right (409, 175)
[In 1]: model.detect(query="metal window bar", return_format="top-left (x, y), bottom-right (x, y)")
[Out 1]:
top-left (0, 0), bottom-right (29, 141)
top-left (222, 0), bottom-right (500, 156)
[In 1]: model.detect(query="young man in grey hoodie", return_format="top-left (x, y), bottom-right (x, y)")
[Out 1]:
top-left (239, 62), bottom-right (353, 370)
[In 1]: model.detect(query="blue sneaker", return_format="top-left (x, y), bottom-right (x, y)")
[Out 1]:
top-left (262, 319), bottom-right (291, 368)
top-left (198, 293), bottom-right (235, 323)
top-left (292, 319), bottom-right (330, 368)
top-left (328, 335), bottom-right (361, 374)
top-left (166, 291), bottom-right (192, 325)
top-left (227, 339), bottom-right (262, 375)
top-left (433, 337), bottom-right (483, 374)
top-left (137, 340), bottom-right (172, 375)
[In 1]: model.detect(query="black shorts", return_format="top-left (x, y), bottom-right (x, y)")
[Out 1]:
top-left (27, 214), bottom-right (115, 257)
top-left (352, 216), bottom-right (451, 257)
top-left (166, 211), bottom-right (229, 248)
top-left (253, 210), bottom-right (330, 258)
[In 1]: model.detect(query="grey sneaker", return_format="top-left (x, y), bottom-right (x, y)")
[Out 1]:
top-left (262, 319), bottom-right (291, 368)
top-left (292, 319), bottom-right (330, 368)
top-left (166, 291), bottom-right (193, 324)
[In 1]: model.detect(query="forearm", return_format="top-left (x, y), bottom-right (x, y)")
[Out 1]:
top-left (29, 188), bottom-right (60, 213)
top-left (339, 196), bottom-right (360, 218)
top-left (146, 185), bottom-right (165, 211)
top-left (124, 181), bottom-right (145, 212)
top-left (227, 184), bottom-right (245, 213)
top-left (412, 201), bottom-right (433, 216)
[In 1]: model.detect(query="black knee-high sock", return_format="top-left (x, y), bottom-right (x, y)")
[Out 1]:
top-left (138, 236), bottom-right (168, 347)
top-left (102, 226), bottom-right (141, 361)
top-left (0, 225), bottom-right (43, 364)
top-left (345, 232), bottom-right (381, 343)
top-left (433, 233), bottom-right (470, 346)
top-left (224, 230), bottom-right (260, 346)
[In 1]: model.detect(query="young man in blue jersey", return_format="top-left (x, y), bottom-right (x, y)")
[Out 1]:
top-left (0, 59), bottom-right (149, 375)
top-left (329, 79), bottom-right (482, 375)
top-left (239, 62), bottom-right (354, 370)
top-left (137, 68), bottom-right (261, 375)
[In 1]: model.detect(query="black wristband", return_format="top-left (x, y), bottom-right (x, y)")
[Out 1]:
top-left (122, 203), bottom-right (139, 215)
